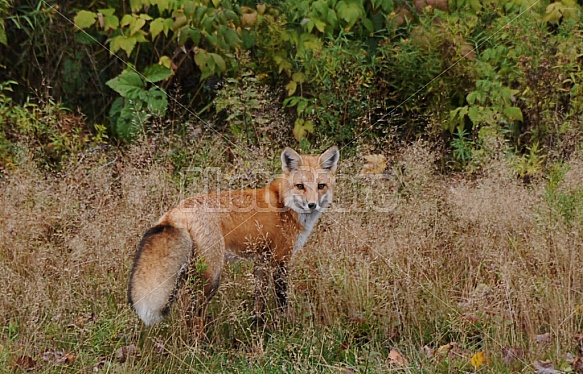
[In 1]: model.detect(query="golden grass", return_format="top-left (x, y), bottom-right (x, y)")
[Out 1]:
top-left (0, 141), bottom-right (581, 372)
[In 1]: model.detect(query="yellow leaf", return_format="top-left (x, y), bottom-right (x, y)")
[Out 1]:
top-left (241, 7), bottom-right (257, 28)
top-left (285, 81), bottom-right (297, 96)
top-left (388, 349), bottom-right (408, 367)
top-left (158, 56), bottom-right (172, 69)
top-left (293, 119), bottom-right (314, 141)
top-left (292, 72), bottom-right (305, 83)
top-left (470, 351), bottom-right (487, 369)
top-left (436, 342), bottom-right (456, 358)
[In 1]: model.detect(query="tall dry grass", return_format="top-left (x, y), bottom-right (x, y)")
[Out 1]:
top-left (0, 141), bottom-right (581, 372)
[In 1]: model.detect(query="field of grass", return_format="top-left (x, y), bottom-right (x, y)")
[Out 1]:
top-left (1, 139), bottom-right (582, 373)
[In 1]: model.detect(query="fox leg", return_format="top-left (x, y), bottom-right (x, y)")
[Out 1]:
top-left (184, 229), bottom-right (224, 334)
top-left (273, 261), bottom-right (288, 312)
top-left (253, 259), bottom-right (269, 322)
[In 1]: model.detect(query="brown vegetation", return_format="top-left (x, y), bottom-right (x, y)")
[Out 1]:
top-left (0, 140), bottom-right (581, 372)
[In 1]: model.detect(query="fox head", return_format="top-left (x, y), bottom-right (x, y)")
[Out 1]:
top-left (280, 146), bottom-right (340, 214)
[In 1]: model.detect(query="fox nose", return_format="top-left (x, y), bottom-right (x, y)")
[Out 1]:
top-left (308, 203), bottom-right (316, 210)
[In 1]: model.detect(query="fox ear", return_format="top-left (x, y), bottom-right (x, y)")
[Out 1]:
top-left (281, 147), bottom-right (302, 173)
top-left (319, 146), bottom-right (339, 173)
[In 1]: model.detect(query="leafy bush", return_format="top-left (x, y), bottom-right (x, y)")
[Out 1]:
top-left (0, 0), bottom-right (581, 170)
top-left (0, 81), bottom-right (106, 171)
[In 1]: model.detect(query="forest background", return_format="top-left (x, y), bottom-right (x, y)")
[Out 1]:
top-left (0, 0), bottom-right (582, 372)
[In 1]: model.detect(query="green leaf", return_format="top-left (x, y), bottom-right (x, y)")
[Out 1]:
top-left (293, 119), bottom-right (314, 141)
top-left (189, 28), bottom-right (202, 46)
top-left (336, 0), bottom-right (363, 28)
top-left (313, 0), bottom-right (329, 17)
top-left (467, 91), bottom-right (477, 105)
top-left (98, 8), bottom-right (116, 17)
top-left (292, 72), bottom-right (305, 83)
top-left (0, 26), bottom-right (6, 46)
top-left (130, 17), bottom-right (147, 35)
top-left (468, 106), bottom-right (480, 124)
top-left (285, 81), bottom-right (297, 96)
top-left (241, 29), bottom-right (255, 49)
top-left (194, 6), bottom-right (208, 23)
top-left (159, 56), bottom-right (172, 69)
top-left (470, 0), bottom-right (482, 12)
top-left (152, 0), bottom-right (169, 12)
top-left (164, 18), bottom-right (174, 34)
top-left (210, 53), bottom-right (227, 72)
top-left (223, 27), bottom-right (241, 49)
top-left (130, 0), bottom-right (143, 12)
top-left (121, 14), bottom-right (135, 28)
top-left (106, 70), bottom-right (145, 99)
top-left (74, 10), bottom-right (97, 30)
top-left (297, 98), bottom-right (309, 115)
top-left (134, 30), bottom-right (149, 43)
top-left (103, 15), bottom-right (119, 30)
top-left (283, 96), bottom-right (301, 107)
top-left (116, 105), bottom-right (148, 142)
top-left (326, 9), bottom-right (338, 29)
top-left (110, 35), bottom-right (138, 56)
top-left (299, 33), bottom-right (322, 53)
top-left (149, 18), bottom-right (165, 38)
top-left (362, 18), bottom-right (373, 34)
top-left (274, 54), bottom-right (292, 74)
top-left (381, 0), bottom-right (394, 12)
top-left (144, 87), bottom-right (168, 115)
top-left (542, 2), bottom-right (563, 24)
top-left (504, 106), bottom-right (523, 122)
top-left (194, 49), bottom-right (217, 79)
top-left (314, 18), bottom-right (327, 33)
top-left (143, 64), bottom-right (172, 83)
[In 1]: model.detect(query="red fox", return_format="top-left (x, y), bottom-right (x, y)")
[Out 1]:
top-left (128, 146), bottom-right (339, 326)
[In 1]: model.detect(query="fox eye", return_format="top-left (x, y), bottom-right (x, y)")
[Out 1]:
top-left (317, 183), bottom-right (326, 190)
top-left (296, 183), bottom-right (304, 190)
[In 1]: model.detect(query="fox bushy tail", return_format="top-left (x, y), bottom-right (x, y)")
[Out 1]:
top-left (128, 224), bottom-right (192, 325)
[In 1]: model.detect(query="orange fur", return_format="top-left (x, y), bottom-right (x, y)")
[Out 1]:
top-left (128, 146), bottom-right (339, 326)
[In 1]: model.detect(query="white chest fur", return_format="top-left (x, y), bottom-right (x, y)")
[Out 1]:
top-left (293, 210), bottom-right (323, 255)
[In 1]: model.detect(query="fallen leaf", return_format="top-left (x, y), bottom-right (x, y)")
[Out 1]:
top-left (501, 346), bottom-right (527, 365)
top-left (470, 351), bottom-right (487, 369)
top-left (536, 333), bottom-right (551, 345)
top-left (13, 355), bottom-right (37, 371)
top-left (436, 343), bottom-right (453, 357)
top-left (436, 342), bottom-right (460, 358)
top-left (115, 344), bottom-right (139, 363)
top-left (388, 348), bottom-right (408, 367)
top-left (565, 353), bottom-right (583, 374)
top-left (153, 338), bottom-right (166, 356)
top-left (533, 360), bottom-right (563, 374)
top-left (359, 154), bottom-right (387, 176)
top-left (60, 352), bottom-right (77, 365)
top-left (575, 334), bottom-right (583, 356)
top-left (423, 345), bottom-right (435, 358)
top-left (42, 350), bottom-right (77, 366)
top-left (93, 357), bottom-right (109, 371)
